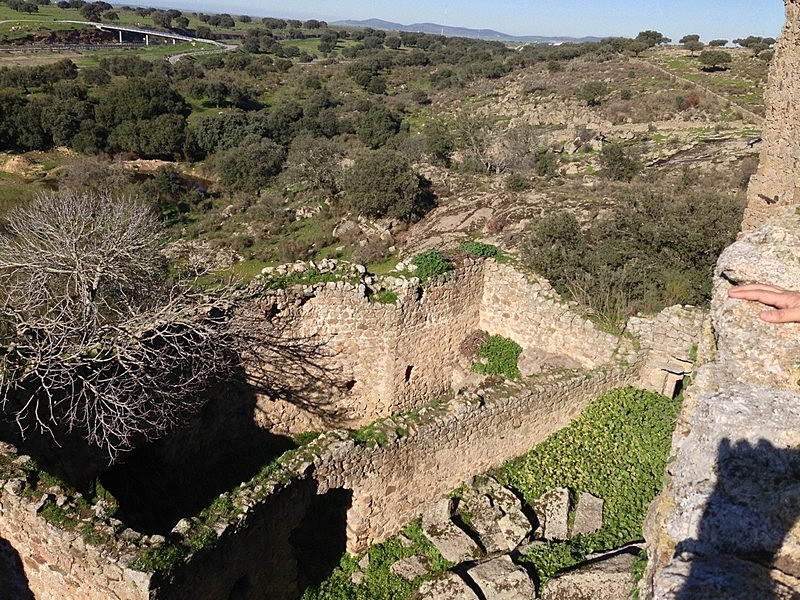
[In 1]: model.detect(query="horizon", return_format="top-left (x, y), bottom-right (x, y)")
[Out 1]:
top-left (122, 1), bottom-right (784, 42)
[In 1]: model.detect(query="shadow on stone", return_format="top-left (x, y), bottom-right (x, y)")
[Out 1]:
top-left (0, 537), bottom-right (34, 600)
top-left (99, 377), bottom-right (295, 534)
top-left (674, 438), bottom-right (800, 599)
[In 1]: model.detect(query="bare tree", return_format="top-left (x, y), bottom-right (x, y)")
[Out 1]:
top-left (0, 191), bottom-right (238, 461)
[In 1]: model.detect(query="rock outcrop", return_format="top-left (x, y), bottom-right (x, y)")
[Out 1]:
top-left (743, 0), bottom-right (800, 229)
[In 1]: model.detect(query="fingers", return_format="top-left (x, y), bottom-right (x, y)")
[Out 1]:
top-left (728, 286), bottom-right (800, 309)
top-left (761, 307), bottom-right (800, 323)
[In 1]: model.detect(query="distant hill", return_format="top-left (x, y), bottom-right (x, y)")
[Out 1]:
top-left (331, 19), bottom-right (601, 44)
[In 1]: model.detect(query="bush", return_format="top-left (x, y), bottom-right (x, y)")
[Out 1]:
top-left (599, 143), bottom-right (641, 182)
top-left (461, 241), bottom-right (501, 259)
top-left (505, 172), bottom-right (530, 191)
top-left (471, 335), bottom-right (522, 380)
top-left (577, 81), bottom-right (609, 106)
top-left (343, 149), bottom-right (435, 221)
top-left (410, 249), bottom-right (453, 282)
top-left (523, 184), bottom-right (744, 321)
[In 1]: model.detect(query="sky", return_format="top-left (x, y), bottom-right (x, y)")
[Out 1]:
top-left (126, 1), bottom-right (785, 41)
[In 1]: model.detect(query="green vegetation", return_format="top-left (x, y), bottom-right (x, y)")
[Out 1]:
top-left (302, 519), bottom-right (454, 600)
top-left (460, 241), bottom-right (502, 259)
top-left (523, 181), bottom-right (744, 322)
top-left (496, 387), bottom-right (681, 583)
top-left (471, 334), bottom-right (523, 380)
top-left (410, 250), bottom-right (454, 282)
top-left (369, 289), bottom-right (399, 304)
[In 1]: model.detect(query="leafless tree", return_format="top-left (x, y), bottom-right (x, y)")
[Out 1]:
top-left (0, 191), bottom-right (239, 461)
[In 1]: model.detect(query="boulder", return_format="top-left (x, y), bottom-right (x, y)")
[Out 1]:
top-left (467, 555), bottom-right (536, 600)
top-left (572, 492), bottom-right (603, 537)
top-left (422, 498), bottom-right (483, 563)
top-left (390, 555), bottom-right (430, 581)
top-left (541, 546), bottom-right (640, 600)
top-left (415, 572), bottom-right (479, 600)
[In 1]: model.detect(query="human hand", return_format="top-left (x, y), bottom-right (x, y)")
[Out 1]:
top-left (727, 284), bottom-right (800, 323)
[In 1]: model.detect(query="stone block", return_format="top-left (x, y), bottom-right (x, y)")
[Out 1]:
top-left (572, 492), bottom-right (603, 537)
top-left (541, 546), bottom-right (639, 600)
top-left (416, 572), bottom-right (479, 600)
top-left (467, 555), bottom-right (536, 600)
top-left (389, 555), bottom-right (429, 581)
top-left (534, 488), bottom-right (570, 541)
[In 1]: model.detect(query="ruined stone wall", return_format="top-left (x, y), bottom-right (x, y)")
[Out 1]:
top-left (314, 363), bottom-right (641, 553)
top-left (254, 259), bottom-right (631, 435)
top-left (0, 490), bottom-right (150, 600)
top-left (743, 0), bottom-right (800, 230)
top-left (255, 260), bottom-right (486, 434)
top-left (480, 262), bottom-right (626, 368)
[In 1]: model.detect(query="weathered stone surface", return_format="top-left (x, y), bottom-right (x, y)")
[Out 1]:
top-left (467, 555), bottom-right (536, 600)
top-left (653, 552), bottom-right (800, 600)
top-left (541, 546), bottom-right (639, 600)
top-left (744, 0), bottom-right (800, 230)
top-left (644, 86), bottom-right (800, 600)
top-left (415, 572), bottom-right (479, 600)
top-left (535, 488), bottom-right (570, 541)
top-left (390, 555), bottom-right (430, 581)
top-left (572, 492), bottom-right (603, 537)
top-left (422, 499), bottom-right (482, 563)
top-left (460, 480), bottom-right (532, 553)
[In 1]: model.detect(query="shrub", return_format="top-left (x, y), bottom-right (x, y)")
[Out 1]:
top-left (461, 241), bottom-right (501, 259)
top-left (410, 249), bottom-right (453, 282)
top-left (505, 172), bottom-right (530, 191)
top-left (599, 143), bottom-right (641, 182)
top-left (577, 80), bottom-right (609, 106)
top-left (471, 334), bottom-right (522, 380)
top-left (343, 149), bottom-right (435, 221)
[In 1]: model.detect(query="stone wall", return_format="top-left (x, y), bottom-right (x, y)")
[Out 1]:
top-left (480, 262), bottom-right (628, 369)
top-left (253, 258), bottom-right (634, 435)
top-left (314, 363), bottom-right (641, 553)
top-left (0, 489), bottom-right (150, 600)
top-left (743, 0), bottom-right (800, 230)
top-left (253, 260), bottom-right (487, 434)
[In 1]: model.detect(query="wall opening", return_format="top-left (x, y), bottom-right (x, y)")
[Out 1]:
top-left (291, 488), bottom-right (353, 591)
top-left (404, 365), bottom-right (414, 383)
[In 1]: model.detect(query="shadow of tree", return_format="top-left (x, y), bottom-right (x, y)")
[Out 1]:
top-left (673, 438), bottom-right (800, 598)
top-left (0, 538), bottom-right (34, 600)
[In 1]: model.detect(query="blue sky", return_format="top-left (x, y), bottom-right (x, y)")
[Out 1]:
top-left (127, 1), bottom-right (784, 41)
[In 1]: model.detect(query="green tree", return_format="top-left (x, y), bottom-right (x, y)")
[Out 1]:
top-left (356, 105), bottom-right (401, 149)
top-left (216, 135), bottom-right (286, 192)
top-left (698, 50), bottom-right (732, 70)
top-left (599, 143), bottom-right (641, 182)
top-left (708, 39), bottom-right (728, 47)
top-left (635, 30), bottom-right (670, 47)
top-left (577, 80), bottom-right (609, 106)
top-left (343, 149), bottom-right (434, 221)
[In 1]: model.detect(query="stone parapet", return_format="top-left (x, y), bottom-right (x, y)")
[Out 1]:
top-left (642, 209), bottom-right (800, 598)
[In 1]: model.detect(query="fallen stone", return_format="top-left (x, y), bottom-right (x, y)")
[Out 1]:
top-left (541, 545), bottom-right (639, 600)
top-left (467, 555), bottom-right (536, 600)
top-left (572, 492), bottom-right (603, 537)
top-left (422, 498), bottom-right (482, 563)
top-left (390, 555), bottom-right (429, 581)
top-left (534, 488), bottom-right (570, 541)
top-left (415, 572), bottom-right (479, 600)
top-left (460, 480), bottom-right (532, 552)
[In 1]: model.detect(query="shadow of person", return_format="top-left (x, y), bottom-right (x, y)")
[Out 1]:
top-left (0, 538), bottom-right (34, 600)
top-left (673, 438), bottom-right (800, 598)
